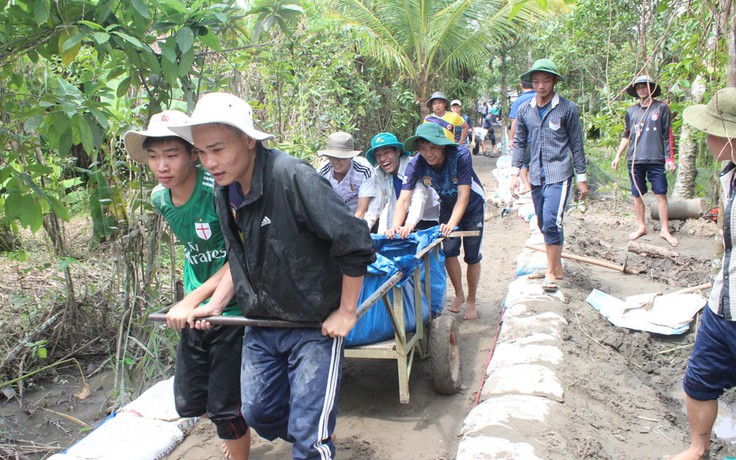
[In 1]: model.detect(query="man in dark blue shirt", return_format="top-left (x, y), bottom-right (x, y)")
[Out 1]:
top-left (388, 123), bottom-right (485, 320)
top-left (612, 75), bottom-right (678, 247)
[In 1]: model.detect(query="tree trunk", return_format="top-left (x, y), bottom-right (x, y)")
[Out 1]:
top-left (672, 76), bottom-right (706, 199)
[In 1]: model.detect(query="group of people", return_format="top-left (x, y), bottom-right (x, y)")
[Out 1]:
top-left (122, 54), bottom-right (736, 459)
top-left (123, 85), bottom-right (488, 458)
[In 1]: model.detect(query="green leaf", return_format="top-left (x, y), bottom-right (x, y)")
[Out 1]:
top-left (160, 38), bottom-right (177, 63)
top-left (58, 256), bottom-right (78, 270)
top-left (178, 48), bottom-right (195, 77)
top-left (535, 0), bottom-right (548, 9)
top-left (61, 31), bottom-right (87, 52)
top-left (199, 29), bottom-right (221, 51)
top-left (23, 114), bottom-right (45, 133)
top-left (37, 347), bottom-right (47, 359)
top-left (117, 76), bottom-right (132, 98)
top-left (58, 26), bottom-right (82, 65)
top-left (176, 27), bottom-right (194, 53)
top-left (19, 195), bottom-right (43, 232)
top-left (509, 0), bottom-right (528, 20)
top-left (131, 0), bottom-right (150, 19)
top-left (25, 164), bottom-right (54, 175)
top-left (75, 115), bottom-right (95, 154)
top-left (5, 193), bottom-right (22, 219)
top-left (34, 0), bottom-right (51, 25)
top-left (48, 194), bottom-right (70, 221)
top-left (162, 57), bottom-right (179, 86)
top-left (92, 32), bottom-right (111, 44)
top-left (112, 31), bottom-right (145, 49)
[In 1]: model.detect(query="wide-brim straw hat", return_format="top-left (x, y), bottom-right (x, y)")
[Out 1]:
top-left (520, 58), bottom-right (564, 83)
top-left (124, 110), bottom-right (193, 163)
top-left (626, 75), bottom-right (662, 98)
top-left (404, 123), bottom-right (458, 152)
top-left (168, 92), bottom-right (274, 143)
top-left (317, 131), bottom-right (361, 158)
top-left (683, 87), bottom-right (736, 138)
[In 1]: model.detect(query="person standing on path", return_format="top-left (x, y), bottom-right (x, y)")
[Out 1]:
top-left (509, 59), bottom-right (588, 291)
top-left (664, 87), bottom-right (736, 460)
top-left (450, 99), bottom-right (475, 150)
top-left (388, 123), bottom-right (485, 320)
top-left (124, 110), bottom-right (251, 460)
top-left (171, 92), bottom-right (375, 460)
top-left (611, 75), bottom-right (678, 247)
top-left (509, 78), bottom-right (536, 194)
top-left (424, 91), bottom-right (469, 144)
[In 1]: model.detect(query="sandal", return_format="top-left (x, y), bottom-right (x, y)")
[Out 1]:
top-left (541, 276), bottom-right (558, 292)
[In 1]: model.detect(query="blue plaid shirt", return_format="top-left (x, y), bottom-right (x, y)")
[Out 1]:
top-left (511, 93), bottom-right (587, 186)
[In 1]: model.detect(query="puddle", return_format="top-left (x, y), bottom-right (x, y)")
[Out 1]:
top-left (671, 385), bottom-right (736, 444)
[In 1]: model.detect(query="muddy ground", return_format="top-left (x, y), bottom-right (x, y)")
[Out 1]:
top-left (2, 154), bottom-right (735, 459)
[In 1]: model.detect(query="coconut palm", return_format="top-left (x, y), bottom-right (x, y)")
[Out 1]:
top-left (336, 0), bottom-right (548, 109)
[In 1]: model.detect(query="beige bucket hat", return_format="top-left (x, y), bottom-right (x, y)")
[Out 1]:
top-left (123, 110), bottom-right (193, 163)
top-left (317, 132), bottom-right (361, 158)
top-left (683, 88), bottom-right (736, 138)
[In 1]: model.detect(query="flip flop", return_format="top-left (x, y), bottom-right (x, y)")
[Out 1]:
top-left (541, 277), bottom-right (558, 292)
top-left (528, 272), bottom-right (545, 280)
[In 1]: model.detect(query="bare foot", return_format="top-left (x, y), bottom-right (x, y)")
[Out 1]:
top-left (629, 226), bottom-right (647, 241)
top-left (463, 301), bottom-right (478, 320)
top-left (660, 231), bottom-right (679, 247)
top-left (447, 295), bottom-right (464, 313)
top-left (223, 442), bottom-right (230, 459)
top-left (554, 268), bottom-right (565, 280)
top-left (660, 447), bottom-right (709, 460)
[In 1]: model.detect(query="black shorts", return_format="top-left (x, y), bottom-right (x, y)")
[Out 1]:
top-left (174, 324), bottom-right (248, 440)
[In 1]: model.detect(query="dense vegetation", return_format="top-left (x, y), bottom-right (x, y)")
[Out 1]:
top-left (0, 0), bottom-right (732, 409)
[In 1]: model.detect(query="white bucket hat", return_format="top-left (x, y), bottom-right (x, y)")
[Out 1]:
top-left (123, 110), bottom-right (193, 163)
top-left (168, 92), bottom-right (274, 143)
top-left (317, 132), bottom-right (361, 159)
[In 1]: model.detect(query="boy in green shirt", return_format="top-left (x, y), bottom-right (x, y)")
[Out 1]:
top-left (124, 110), bottom-right (250, 459)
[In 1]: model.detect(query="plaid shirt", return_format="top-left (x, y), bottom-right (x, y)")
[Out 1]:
top-left (709, 162), bottom-right (736, 320)
top-left (511, 93), bottom-right (587, 185)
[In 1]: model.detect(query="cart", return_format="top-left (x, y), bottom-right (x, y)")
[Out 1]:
top-left (149, 229), bottom-right (473, 404)
top-left (343, 230), bottom-right (462, 404)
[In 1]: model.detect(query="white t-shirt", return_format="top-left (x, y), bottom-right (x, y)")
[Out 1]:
top-left (318, 156), bottom-right (376, 213)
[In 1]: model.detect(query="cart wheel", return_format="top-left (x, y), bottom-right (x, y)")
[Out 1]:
top-left (429, 314), bottom-right (461, 395)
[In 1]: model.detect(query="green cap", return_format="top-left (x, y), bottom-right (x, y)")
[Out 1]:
top-left (404, 123), bottom-right (457, 152)
top-left (683, 87), bottom-right (736, 138)
top-left (365, 132), bottom-right (406, 166)
top-left (520, 59), bottom-right (563, 83)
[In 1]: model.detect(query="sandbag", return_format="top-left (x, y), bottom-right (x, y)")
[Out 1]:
top-left (346, 228), bottom-right (447, 346)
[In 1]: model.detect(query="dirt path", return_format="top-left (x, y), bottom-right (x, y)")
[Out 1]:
top-left (6, 153), bottom-right (736, 459)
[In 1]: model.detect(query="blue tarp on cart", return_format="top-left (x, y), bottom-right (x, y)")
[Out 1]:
top-left (346, 228), bottom-right (447, 346)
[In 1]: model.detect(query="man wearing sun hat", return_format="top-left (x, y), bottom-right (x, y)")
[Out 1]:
top-left (612, 75), bottom-right (678, 247)
top-left (169, 92), bottom-right (374, 460)
top-left (389, 123), bottom-right (485, 320)
top-left (124, 110), bottom-right (252, 460)
top-left (510, 58), bottom-right (588, 292)
top-left (424, 91), bottom-right (469, 144)
top-left (317, 131), bottom-right (375, 219)
top-left (363, 132), bottom-right (439, 233)
top-left (664, 87), bottom-right (736, 460)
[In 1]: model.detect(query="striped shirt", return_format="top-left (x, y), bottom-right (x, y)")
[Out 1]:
top-left (709, 162), bottom-right (736, 320)
top-left (318, 156), bottom-right (376, 213)
top-left (511, 93), bottom-right (587, 185)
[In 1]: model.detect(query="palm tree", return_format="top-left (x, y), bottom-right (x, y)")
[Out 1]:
top-left (336, 0), bottom-right (547, 110)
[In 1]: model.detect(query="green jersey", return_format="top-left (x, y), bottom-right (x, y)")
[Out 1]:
top-left (151, 168), bottom-right (238, 316)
